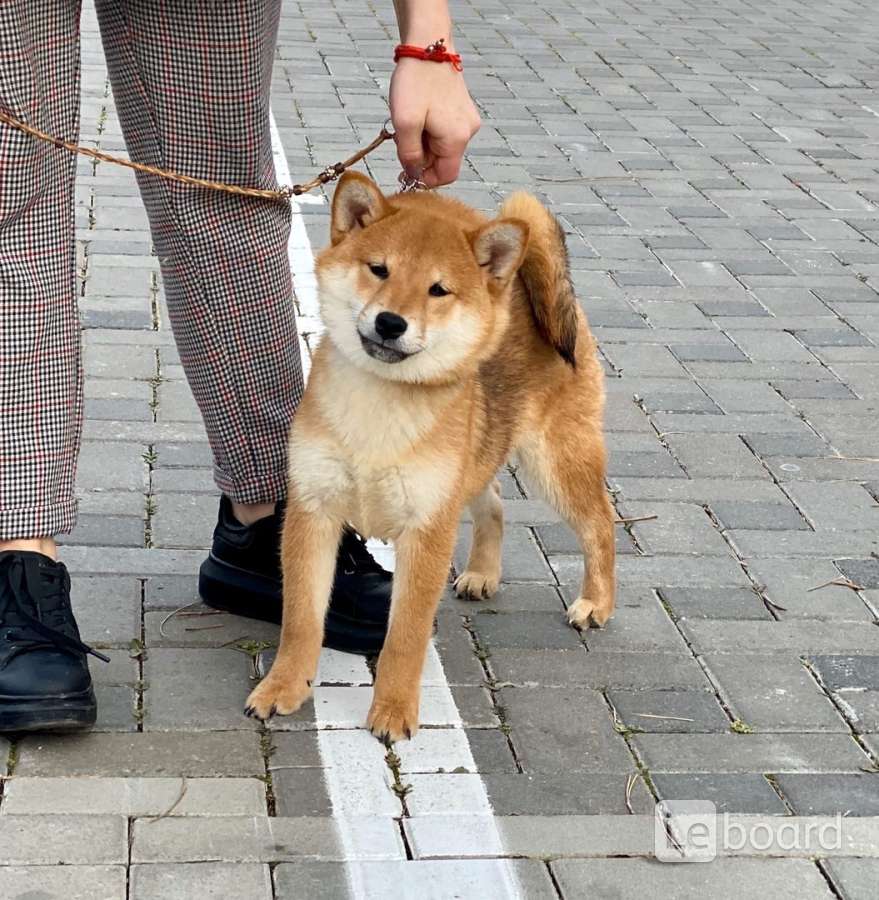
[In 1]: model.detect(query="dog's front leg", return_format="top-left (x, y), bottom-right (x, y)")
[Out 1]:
top-left (245, 500), bottom-right (342, 720)
top-left (367, 514), bottom-right (458, 742)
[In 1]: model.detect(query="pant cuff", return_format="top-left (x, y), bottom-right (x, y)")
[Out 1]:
top-left (0, 498), bottom-right (78, 540)
top-left (213, 467), bottom-right (288, 506)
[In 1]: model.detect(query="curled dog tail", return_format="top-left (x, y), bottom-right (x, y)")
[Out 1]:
top-left (500, 191), bottom-right (579, 367)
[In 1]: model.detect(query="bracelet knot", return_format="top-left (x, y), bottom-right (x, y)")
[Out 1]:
top-left (394, 38), bottom-right (463, 71)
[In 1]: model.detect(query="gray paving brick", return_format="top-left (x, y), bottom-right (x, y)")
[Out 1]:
top-left (16, 731), bottom-right (264, 777)
top-left (671, 342), bottom-right (748, 362)
top-left (470, 611), bottom-right (583, 651)
top-left (551, 858), bottom-right (834, 900)
top-left (3, 776), bottom-right (265, 816)
top-left (273, 768), bottom-right (332, 817)
top-left (619, 502), bottom-right (732, 556)
top-left (745, 559), bottom-right (874, 620)
top-left (144, 607), bottom-right (279, 648)
top-left (657, 586), bottom-right (772, 620)
top-left (663, 434), bottom-right (768, 479)
top-left (450, 685), bottom-right (499, 728)
top-left (835, 691), bottom-right (879, 734)
top-left (705, 655), bottom-right (847, 732)
top-left (497, 687), bottom-right (633, 773)
top-left (69, 575), bottom-right (141, 646)
top-left (632, 733), bottom-right (871, 773)
top-left (823, 859), bottom-right (879, 900)
top-left (0, 815), bottom-right (128, 865)
top-left (566, 589), bottom-right (688, 653)
top-left (608, 690), bottom-right (730, 733)
top-left (466, 729), bottom-right (519, 774)
top-left (489, 649), bottom-right (710, 691)
top-left (142, 574), bottom-right (201, 611)
top-left (742, 432), bottom-right (834, 458)
top-left (810, 656), bottom-right (879, 691)
top-left (0, 866), bottom-right (127, 900)
top-left (682, 620), bottom-right (879, 655)
top-left (835, 558), bottom-right (879, 589)
top-left (143, 649), bottom-right (259, 731)
top-left (776, 774), bottom-right (879, 816)
top-left (652, 773), bottom-right (789, 814)
top-left (130, 863), bottom-right (273, 900)
top-left (483, 773), bottom-right (653, 815)
top-left (784, 482), bottom-right (879, 532)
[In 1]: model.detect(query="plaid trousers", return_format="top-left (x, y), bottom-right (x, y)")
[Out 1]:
top-left (0, 0), bottom-right (304, 540)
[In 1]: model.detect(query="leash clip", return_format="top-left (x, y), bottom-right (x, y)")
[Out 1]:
top-left (397, 171), bottom-right (429, 193)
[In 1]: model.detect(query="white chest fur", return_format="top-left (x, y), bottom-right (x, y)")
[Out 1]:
top-left (287, 346), bottom-right (462, 539)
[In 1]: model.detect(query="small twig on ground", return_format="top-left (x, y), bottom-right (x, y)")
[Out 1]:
top-left (615, 514), bottom-right (658, 525)
top-left (624, 772), bottom-right (641, 815)
top-left (159, 600), bottom-right (204, 638)
top-left (184, 623), bottom-right (226, 632)
top-left (807, 577), bottom-right (864, 593)
top-left (633, 713), bottom-right (695, 722)
top-left (147, 777), bottom-right (188, 823)
top-left (762, 596), bottom-right (788, 614)
top-left (535, 175), bottom-right (638, 183)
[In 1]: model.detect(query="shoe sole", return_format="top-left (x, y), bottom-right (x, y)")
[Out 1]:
top-left (0, 688), bottom-right (97, 734)
top-left (199, 554), bottom-right (387, 656)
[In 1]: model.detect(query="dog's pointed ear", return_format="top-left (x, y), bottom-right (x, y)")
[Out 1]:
top-left (330, 172), bottom-right (391, 245)
top-left (470, 218), bottom-right (529, 285)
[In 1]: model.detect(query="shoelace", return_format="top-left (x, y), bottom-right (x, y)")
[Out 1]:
top-left (338, 530), bottom-right (391, 577)
top-left (0, 554), bottom-right (110, 664)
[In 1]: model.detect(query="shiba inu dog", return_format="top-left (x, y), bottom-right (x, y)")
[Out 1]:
top-left (245, 172), bottom-right (615, 741)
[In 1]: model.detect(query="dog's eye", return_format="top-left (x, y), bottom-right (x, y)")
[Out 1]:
top-left (368, 263), bottom-right (389, 279)
top-left (429, 283), bottom-right (450, 297)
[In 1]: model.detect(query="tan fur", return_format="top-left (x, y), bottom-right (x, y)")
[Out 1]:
top-left (245, 173), bottom-right (616, 741)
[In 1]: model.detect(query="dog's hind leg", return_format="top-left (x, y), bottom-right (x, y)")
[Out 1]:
top-left (245, 501), bottom-right (342, 720)
top-left (454, 478), bottom-right (504, 600)
top-left (517, 432), bottom-right (615, 628)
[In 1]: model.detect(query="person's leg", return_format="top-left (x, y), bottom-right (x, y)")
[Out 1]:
top-left (0, 1), bottom-right (105, 734)
top-left (94, 0), bottom-right (302, 509)
top-left (0, 0), bottom-right (83, 554)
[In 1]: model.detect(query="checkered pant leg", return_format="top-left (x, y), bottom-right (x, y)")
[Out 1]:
top-left (96, 0), bottom-right (303, 504)
top-left (0, 1), bottom-right (83, 540)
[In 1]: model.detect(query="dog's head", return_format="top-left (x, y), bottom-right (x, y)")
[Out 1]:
top-left (315, 172), bottom-right (529, 383)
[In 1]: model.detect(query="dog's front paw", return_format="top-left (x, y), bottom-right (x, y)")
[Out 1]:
top-left (367, 695), bottom-right (419, 743)
top-left (454, 570), bottom-right (500, 601)
top-left (245, 673), bottom-right (313, 721)
top-left (567, 594), bottom-right (614, 629)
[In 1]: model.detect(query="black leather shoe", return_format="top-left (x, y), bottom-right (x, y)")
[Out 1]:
top-left (0, 551), bottom-right (108, 733)
top-left (198, 497), bottom-right (392, 655)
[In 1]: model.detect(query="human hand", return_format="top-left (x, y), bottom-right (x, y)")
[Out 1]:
top-left (389, 55), bottom-right (481, 187)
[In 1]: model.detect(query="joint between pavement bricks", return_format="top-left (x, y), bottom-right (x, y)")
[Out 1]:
top-left (601, 689), bottom-right (660, 802)
top-left (653, 588), bottom-right (744, 733)
top-left (700, 504), bottom-right (782, 621)
top-left (816, 858), bottom-right (851, 900)
top-left (636, 390), bottom-right (790, 620)
top-left (802, 658), bottom-right (879, 772)
top-left (459, 613), bottom-right (524, 774)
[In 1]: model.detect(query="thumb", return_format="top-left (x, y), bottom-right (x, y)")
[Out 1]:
top-left (392, 112), bottom-right (427, 178)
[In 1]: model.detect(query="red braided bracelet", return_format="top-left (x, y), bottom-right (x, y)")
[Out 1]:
top-left (393, 38), bottom-right (463, 71)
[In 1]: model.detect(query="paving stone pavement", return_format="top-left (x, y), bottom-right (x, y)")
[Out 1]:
top-left (4, 0), bottom-right (879, 897)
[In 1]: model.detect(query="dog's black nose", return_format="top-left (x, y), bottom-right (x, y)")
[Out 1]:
top-left (374, 311), bottom-right (408, 340)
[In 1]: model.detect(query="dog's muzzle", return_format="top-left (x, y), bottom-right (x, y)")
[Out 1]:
top-left (358, 330), bottom-right (419, 364)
